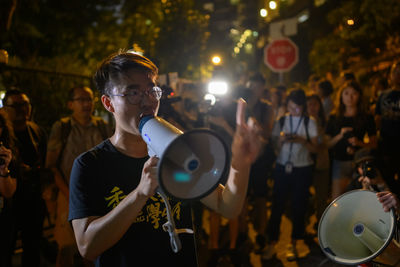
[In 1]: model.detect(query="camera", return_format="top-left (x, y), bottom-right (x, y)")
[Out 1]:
top-left (360, 160), bottom-right (377, 179)
top-left (343, 130), bottom-right (355, 140)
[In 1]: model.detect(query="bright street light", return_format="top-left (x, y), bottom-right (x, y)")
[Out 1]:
top-left (260, 8), bottom-right (268, 17)
top-left (208, 81), bottom-right (228, 95)
top-left (211, 55), bottom-right (222, 65)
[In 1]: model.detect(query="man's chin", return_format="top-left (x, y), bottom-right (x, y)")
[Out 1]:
top-left (139, 112), bottom-right (156, 120)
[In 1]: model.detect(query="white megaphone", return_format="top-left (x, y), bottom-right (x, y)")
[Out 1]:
top-left (318, 189), bottom-right (400, 266)
top-left (139, 115), bottom-right (230, 200)
top-left (139, 115), bottom-right (230, 253)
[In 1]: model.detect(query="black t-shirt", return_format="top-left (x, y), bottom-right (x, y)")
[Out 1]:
top-left (325, 114), bottom-right (376, 161)
top-left (68, 140), bottom-right (197, 267)
top-left (15, 128), bottom-right (39, 167)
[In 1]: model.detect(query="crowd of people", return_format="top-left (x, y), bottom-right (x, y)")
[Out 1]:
top-left (0, 87), bottom-right (113, 267)
top-left (157, 61), bottom-right (400, 266)
top-left (0, 51), bottom-right (399, 267)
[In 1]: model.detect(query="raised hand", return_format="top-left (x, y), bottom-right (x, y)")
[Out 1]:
top-left (231, 98), bottom-right (262, 169)
top-left (376, 191), bottom-right (399, 212)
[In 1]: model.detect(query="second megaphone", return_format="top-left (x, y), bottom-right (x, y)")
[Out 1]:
top-left (318, 189), bottom-right (400, 266)
top-left (139, 115), bottom-right (230, 201)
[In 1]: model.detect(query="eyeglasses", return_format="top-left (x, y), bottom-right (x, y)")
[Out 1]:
top-left (71, 98), bottom-right (94, 104)
top-left (109, 86), bottom-right (162, 105)
top-left (4, 102), bottom-right (30, 109)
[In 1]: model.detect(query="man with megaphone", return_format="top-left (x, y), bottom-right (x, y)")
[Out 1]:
top-left (67, 50), bottom-right (263, 267)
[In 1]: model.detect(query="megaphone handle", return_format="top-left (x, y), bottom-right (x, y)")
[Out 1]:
top-left (157, 190), bottom-right (182, 253)
top-left (147, 146), bottom-right (156, 157)
top-left (162, 221), bottom-right (182, 253)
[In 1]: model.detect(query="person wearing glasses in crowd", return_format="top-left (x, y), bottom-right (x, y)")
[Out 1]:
top-left (68, 50), bottom-right (262, 267)
top-left (46, 86), bottom-right (112, 267)
top-left (3, 89), bottom-right (48, 267)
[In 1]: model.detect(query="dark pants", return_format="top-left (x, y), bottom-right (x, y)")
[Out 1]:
top-left (0, 202), bottom-right (15, 267)
top-left (380, 155), bottom-right (400, 197)
top-left (378, 140), bottom-right (400, 197)
top-left (13, 190), bottom-right (46, 267)
top-left (267, 164), bottom-right (313, 242)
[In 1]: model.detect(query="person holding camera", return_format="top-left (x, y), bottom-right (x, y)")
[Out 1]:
top-left (354, 157), bottom-right (399, 216)
top-left (326, 80), bottom-right (377, 200)
top-left (264, 88), bottom-right (318, 261)
top-left (3, 89), bottom-right (48, 267)
top-left (346, 148), bottom-right (399, 267)
top-left (351, 149), bottom-right (398, 214)
top-left (348, 148), bottom-right (387, 192)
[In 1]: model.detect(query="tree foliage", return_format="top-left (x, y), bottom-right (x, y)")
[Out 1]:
top-left (309, 0), bottom-right (400, 76)
top-left (0, 0), bottom-right (209, 130)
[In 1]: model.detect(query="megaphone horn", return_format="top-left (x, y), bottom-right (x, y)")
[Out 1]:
top-left (139, 115), bottom-right (231, 253)
top-left (139, 115), bottom-right (230, 201)
top-left (318, 189), bottom-right (400, 266)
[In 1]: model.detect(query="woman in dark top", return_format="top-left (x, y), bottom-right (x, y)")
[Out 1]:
top-left (326, 80), bottom-right (377, 200)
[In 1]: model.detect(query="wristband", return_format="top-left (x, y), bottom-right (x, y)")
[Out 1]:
top-left (0, 169), bottom-right (10, 177)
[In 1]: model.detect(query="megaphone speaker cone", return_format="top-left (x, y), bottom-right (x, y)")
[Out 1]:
top-left (158, 129), bottom-right (230, 201)
top-left (318, 189), bottom-right (396, 265)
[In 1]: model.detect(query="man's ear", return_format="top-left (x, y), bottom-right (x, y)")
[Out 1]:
top-left (101, 95), bottom-right (114, 113)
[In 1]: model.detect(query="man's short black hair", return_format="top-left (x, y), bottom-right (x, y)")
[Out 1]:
top-left (342, 71), bottom-right (355, 81)
top-left (354, 148), bottom-right (376, 165)
top-left (3, 87), bottom-right (25, 104)
top-left (287, 88), bottom-right (306, 107)
top-left (318, 80), bottom-right (334, 97)
top-left (68, 86), bottom-right (93, 101)
top-left (94, 50), bottom-right (158, 96)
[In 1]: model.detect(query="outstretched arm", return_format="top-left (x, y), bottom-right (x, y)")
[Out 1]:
top-left (201, 98), bottom-right (262, 218)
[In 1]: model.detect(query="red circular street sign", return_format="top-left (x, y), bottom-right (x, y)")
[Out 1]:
top-left (264, 38), bottom-right (299, 72)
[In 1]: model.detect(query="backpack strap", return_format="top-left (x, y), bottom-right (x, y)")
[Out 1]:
top-left (279, 115), bottom-right (310, 141)
top-left (279, 116), bottom-right (285, 131)
top-left (56, 117), bottom-right (72, 170)
top-left (304, 116), bottom-right (310, 141)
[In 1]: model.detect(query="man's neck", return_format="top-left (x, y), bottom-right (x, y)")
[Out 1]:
top-left (72, 114), bottom-right (92, 126)
top-left (110, 132), bottom-right (148, 158)
top-left (13, 121), bottom-right (28, 132)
